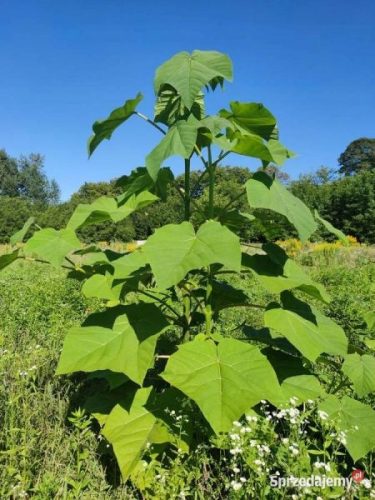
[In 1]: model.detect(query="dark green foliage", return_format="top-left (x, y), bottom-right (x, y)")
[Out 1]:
top-left (0, 197), bottom-right (37, 243)
top-left (338, 137), bottom-right (375, 176)
top-left (0, 150), bottom-right (60, 204)
top-left (291, 169), bottom-right (375, 243)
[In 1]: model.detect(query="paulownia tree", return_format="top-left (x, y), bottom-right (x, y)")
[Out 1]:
top-left (2, 50), bottom-right (375, 482)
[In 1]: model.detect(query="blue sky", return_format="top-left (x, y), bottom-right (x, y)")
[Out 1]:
top-left (1, 0), bottom-right (374, 200)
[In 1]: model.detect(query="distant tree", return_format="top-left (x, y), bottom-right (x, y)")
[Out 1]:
top-left (338, 138), bottom-right (375, 176)
top-left (70, 180), bottom-right (120, 204)
top-left (328, 170), bottom-right (375, 242)
top-left (0, 196), bottom-right (39, 243)
top-left (0, 149), bottom-right (60, 204)
top-left (0, 150), bottom-right (19, 197)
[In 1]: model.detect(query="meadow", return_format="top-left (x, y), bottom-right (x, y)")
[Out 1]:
top-left (1, 242), bottom-right (374, 499)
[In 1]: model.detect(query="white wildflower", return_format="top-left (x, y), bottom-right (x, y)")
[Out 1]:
top-left (362, 479), bottom-right (371, 489)
top-left (289, 444), bottom-right (299, 456)
top-left (230, 480), bottom-right (242, 491)
top-left (318, 410), bottom-right (328, 420)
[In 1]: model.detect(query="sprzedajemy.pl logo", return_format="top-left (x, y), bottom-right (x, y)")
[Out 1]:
top-left (270, 469), bottom-right (371, 489)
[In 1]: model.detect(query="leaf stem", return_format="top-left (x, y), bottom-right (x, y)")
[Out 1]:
top-left (135, 112), bottom-right (167, 135)
top-left (220, 189), bottom-right (246, 213)
top-left (184, 158), bottom-right (191, 220)
top-left (137, 289), bottom-right (180, 318)
top-left (207, 146), bottom-right (215, 219)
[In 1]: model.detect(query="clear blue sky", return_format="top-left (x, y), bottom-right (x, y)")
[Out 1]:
top-left (1, 0), bottom-right (374, 200)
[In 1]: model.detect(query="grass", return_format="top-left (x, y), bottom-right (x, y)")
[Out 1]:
top-left (0, 247), bottom-right (375, 498)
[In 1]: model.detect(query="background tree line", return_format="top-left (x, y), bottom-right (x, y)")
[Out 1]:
top-left (1, 137), bottom-right (374, 244)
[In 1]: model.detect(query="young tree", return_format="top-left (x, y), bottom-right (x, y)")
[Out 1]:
top-left (2, 50), bottom-right (375, 484)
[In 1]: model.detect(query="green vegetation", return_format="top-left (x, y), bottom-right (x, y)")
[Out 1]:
top-left (1, 251), bottom-right (374, 498)
top-left (1, 50), bottom-right (375, 498)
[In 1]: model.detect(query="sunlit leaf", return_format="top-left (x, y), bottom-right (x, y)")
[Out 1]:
top-left (143, 220), bottom-right (241, 289)
top-left (342, 353), bottom-right (375, 397)
top-left (242, 243), bottom-right (330, 302)
top-left (162, 338), bottom-right (282, 433)
top-left (220, 102), bottom-right (276, 139)
top-left (146, 118), bottom-right (198, 181)
top-left (319, 395), bottom-right (375, 461)
top-left (10, 217), bottom-right (35, 245)
top-left (57, 303), bottom-right (169, 385)
top-left (246, 172), bottom-right (317, 241)
top-left (154, 50), bottom-right (233, 108)
top-left (314, 210), bottom-right (348, 244)
top-left (24, 228), bottom-right (80, 268)
top-left (67, 191), bottom-right (157, 231)
top-left (264, 292), bottom-right (348, 362)
top-left (88, 93), bottom-right (143, 156)
top-left (102, 388), bottom-right (160, 479)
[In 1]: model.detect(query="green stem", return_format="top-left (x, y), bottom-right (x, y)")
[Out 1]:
top-left (204, 269), bottom-right (213, 336)
top-left (207, 146), bottom-right (215, 219)
top-left (204, 147), bottom-right (217, 335)
top-left (220, 189), bottom-right (246, 213)
top-left (135, 112), bottom-right (166, 135)
top-left (137, 289), bottom-right (180, 318)
top-left (184, 158), bottom-right (191, 221)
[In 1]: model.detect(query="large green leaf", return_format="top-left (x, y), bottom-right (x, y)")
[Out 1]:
top-left (342, 353), bottom-right (375, 397)
top-left (143, 220), bottom-right (241, 289)
top-left (116, 167), bottom-right (174, 203)
top-left (81, 274), bottom-right (122, 302)
top-left (10, 217), bottom-right (35, 245)
top-left (319, 395), bottom-right (375, 461)
top-left (67, 191), bottom-right (157, 231)
top-left (281, 375), bottom-right (324, 403)
top-left (242, 243), bottom-right (330, 302)
top-left (102, 388), bottom-right (166, 479)
top-left (264, 292), bottom-right (348, 362)
top-left (263, 348), bottom-right (324, 403)
top-left (88, 93), bottom-right (143, 156)
top-left (220, 102), bottom-right (276, 140)
top-left (266, 139), bottom-right (295, 166)
top-left (227, 131), bottom-right (275, 163)
top-left (0, 249), bottom-right (19, 271)
top-left (112, 250), bottom-right (147, 279)
top-left (161, 337), bottom-right (282, 433)
top-left (56, 303), bottom-right (169, 385)
top-left (146, 118), bottom-right (198, 181)
top-left (246, 172), bottom-right (317, 241)
top-left (154, 50), bottom-right (233, 108)
top-left (24, 228), bottom-right (80, 268)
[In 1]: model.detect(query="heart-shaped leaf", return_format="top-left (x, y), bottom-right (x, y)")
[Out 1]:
top-left (57, 303), bottom-right (169, 385)
top-left (143, 220), bottom-right (241, 289)
top-left (154, 50), bottom-right (232, 108)
top-left (162, 337), bottom-right (282, 433)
